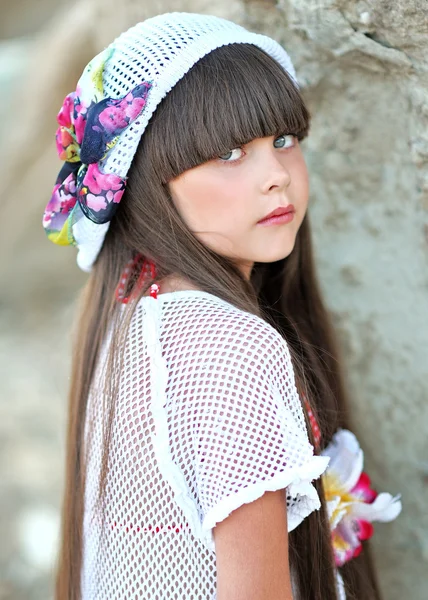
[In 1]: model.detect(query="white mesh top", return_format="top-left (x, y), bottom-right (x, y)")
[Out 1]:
top-left (81, 290), bottom-right (345, 599)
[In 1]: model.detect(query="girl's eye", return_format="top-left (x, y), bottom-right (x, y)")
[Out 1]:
top-left (218, 148), bottom-right (244, 162)
top-left (273, 134), bottom-right (295, 149)
top-left (218, 134), bottom-right (296, 163)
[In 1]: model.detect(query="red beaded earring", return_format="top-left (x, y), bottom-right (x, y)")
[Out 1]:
top-left (148, 262), bottom-right (161, 299)
top-left (115, 254), bottom-right (160, 303)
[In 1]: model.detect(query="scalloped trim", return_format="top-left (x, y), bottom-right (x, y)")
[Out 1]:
top-left (145, 297), bottom-right (331, 553)
top-left (201, 454), bottom-right (330, 551)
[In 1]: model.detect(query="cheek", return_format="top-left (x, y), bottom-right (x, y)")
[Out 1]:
top-left (293, 156), bottom-right (310, 207)
top-left (168, 175), bottom-right (201, 227)
top-left (169, 171), bottom-right (238, 229)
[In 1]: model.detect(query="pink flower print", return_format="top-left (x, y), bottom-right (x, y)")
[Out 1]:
top-left (74, 84), bottom-right (91, 112)
top-left (45, 174), bottom-right (76, 216)
top-left (43, 183), bottom-right (62, 224)
top-left (113, 189), bottom-right (124, 204)
top-left (43, 173), bottom-right (77, 232)
top-left (74, 103), bottom-right (88, 119)
top-left (56, 127), bottom-right (74, 148)
top-left (61, 196), bottom-right (77, 213)
top-left (101, 189), bottom-right (125, 205)
top-left (126, 98), bottom-right (146, 121)
top-left (64, 175), bottom-right (77, 195)
top-left (57, 93), bottom-right (75, 128)
top-left (83, 163), bottom-right (124, 195)
top-left (120, 92), bottom-right (146, 122)
top-left (74, 113), bottom-right (86, 145)
top-left (98, 105), bottom-right (128, 134)
top-left (56, 127), bottom-right (74, 160)
top-left (86, 193), bottom-right (107, 212)
top-left (55, 125), bottom-right (82, 163)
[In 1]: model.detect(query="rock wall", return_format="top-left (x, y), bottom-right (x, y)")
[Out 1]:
top-left (0, 1), bottom-right (426, 599)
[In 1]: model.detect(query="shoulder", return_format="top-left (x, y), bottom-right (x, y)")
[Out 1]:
top-left (162, 293), bottom-right (294, 381)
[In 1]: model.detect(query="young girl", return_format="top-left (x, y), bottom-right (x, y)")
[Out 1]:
top-left (42, 12), bottom-right (402, 600)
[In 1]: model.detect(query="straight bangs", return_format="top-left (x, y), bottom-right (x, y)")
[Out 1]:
top-left (142, 42), bottom-right (311, 182)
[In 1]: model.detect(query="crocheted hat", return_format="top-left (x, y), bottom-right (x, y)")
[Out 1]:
top-left (42, 12), bottom-right (299, 272)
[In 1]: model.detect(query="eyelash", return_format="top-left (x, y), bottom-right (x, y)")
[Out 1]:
top-left (217, 133), bottom-right (299, 166)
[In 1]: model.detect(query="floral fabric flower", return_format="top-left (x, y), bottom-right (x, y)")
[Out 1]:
top-left (42, 47), bottom-right (152, 246)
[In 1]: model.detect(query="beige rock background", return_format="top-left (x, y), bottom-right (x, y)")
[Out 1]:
top-left (0, 0), bottom-right (427, 599)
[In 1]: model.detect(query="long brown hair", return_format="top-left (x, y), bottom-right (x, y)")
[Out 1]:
top-left (55, 42), bottom-right (382, 599)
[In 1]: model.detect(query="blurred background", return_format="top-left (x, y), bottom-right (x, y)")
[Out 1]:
top-left (0, 0), bottom-right (427, 599)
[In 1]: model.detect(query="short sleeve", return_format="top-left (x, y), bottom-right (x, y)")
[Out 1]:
top-left (160, 304), bottom-right (330, 550)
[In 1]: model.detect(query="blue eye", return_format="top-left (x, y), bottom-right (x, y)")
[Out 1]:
top-left (218, 134), bottom-right (296, 164)
top-left (218, 148), bottom-right (244, 162)
top-left (273, 134), bottom-right (295, 148)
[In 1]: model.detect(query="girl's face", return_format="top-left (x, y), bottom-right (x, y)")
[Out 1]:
top-left (168, 133), bottom-right (309, 280)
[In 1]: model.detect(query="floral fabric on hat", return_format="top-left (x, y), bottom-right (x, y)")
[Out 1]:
top-left (43, 47), bottom-right (152, 246)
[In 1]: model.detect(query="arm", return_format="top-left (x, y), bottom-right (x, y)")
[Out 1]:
top-left (214, 489), bottom-right (294, 600)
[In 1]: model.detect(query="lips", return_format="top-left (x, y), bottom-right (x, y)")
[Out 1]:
top-left (258, 204), bottom-right (295, 223)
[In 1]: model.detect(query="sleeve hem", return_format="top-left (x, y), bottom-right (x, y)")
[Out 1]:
top-left (201, 454), bottom-right (330, 551)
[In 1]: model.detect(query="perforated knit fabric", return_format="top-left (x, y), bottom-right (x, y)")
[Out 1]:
top-left (101, 13), bottom-right (297, 180)
top-left (81, 290), bottom-right (345, 599)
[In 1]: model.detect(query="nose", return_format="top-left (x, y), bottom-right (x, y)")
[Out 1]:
top-left (260, 147), bottom-right (291, 194)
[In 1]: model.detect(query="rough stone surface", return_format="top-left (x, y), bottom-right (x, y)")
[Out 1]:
top-left (0, 1), bottom-right (427, 599)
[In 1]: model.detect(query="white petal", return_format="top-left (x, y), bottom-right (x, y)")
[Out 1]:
top-left (326, 496), bottom-right (341, 519)
top-left (349, 493), bottom-right (402, 522)
top-left (327, 497), bottom-right (348, 529)
top-left (322, 429), bottom-right (363, 491)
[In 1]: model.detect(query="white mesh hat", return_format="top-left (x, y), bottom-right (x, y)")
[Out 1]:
top-left (43, 12), bottom-right (299, 272)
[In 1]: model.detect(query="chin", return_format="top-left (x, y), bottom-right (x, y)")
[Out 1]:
top-left (258, 240), bottom-right (297, 264)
